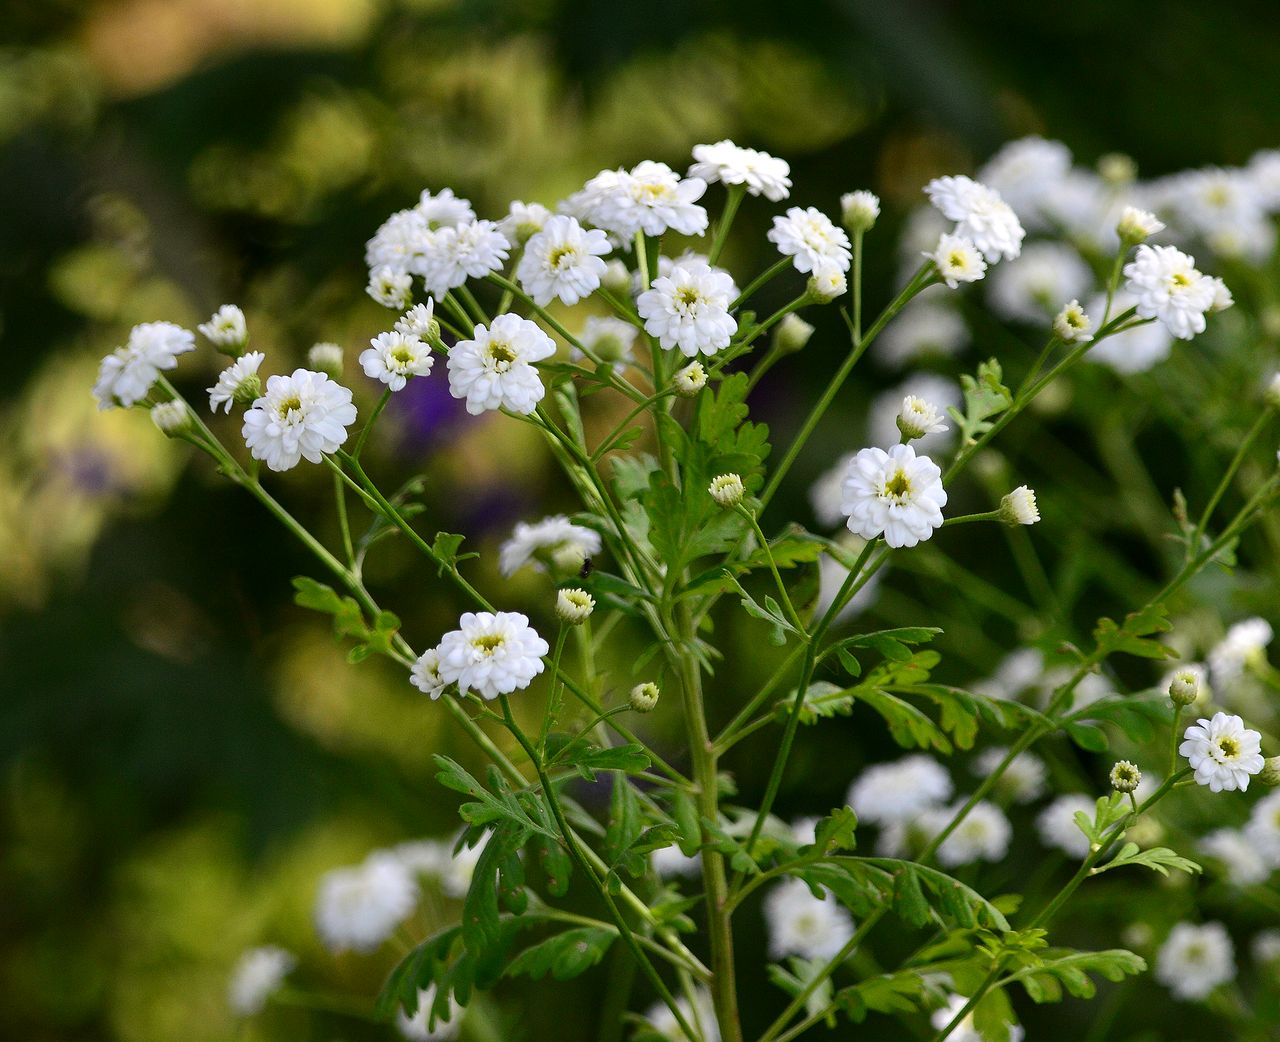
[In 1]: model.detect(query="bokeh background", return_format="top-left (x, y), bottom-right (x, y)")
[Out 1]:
top-left (4, 1), bottom-right (1280, 1040)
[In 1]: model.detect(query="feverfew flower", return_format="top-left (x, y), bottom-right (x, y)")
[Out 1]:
top-left (762, 878), bottom-right (855, 960)
top-left (840, 190), bottom-right (880, 233)
top-left (979, 135), bottom-right (1073, 229)
top-left (637, 263), bottom-right (738, 356)
top-left (242, 369), bottom-right (357, 472)
top-left (841, 443), bottom-right (947, 548)
top-left (689, 140), bottom-right (792, 201)
top-left (768, 206), bottom-right (852, 274)
top-left (925, 175), bottom-right (1025, 261)
top-left (1122, 244), bottom-right (1216, 340)
top-left (422, 220), bottom-right (510, 298)
top-left (416, 187), bottom-right (476, 231)
top-left (846, 754), bottom-right (952, 824)
top-left (498, 200), bottom-right (552, 245)
top-left (1246, 791), bottom-right (1280, 866)
top-left (446, 313), bottom-right (556, 416)
top-left (896, 396), bottom-right (949, 441)
top-left (869, 376), bottom-right (962, 454)
top-left (555, 588), bottom-right (594, 625)
top-left (926, 800), bottom-right (1012, 867)
top-left (198, 304), bottom-right (247, 353)
top-left (410, 648), bottom-right (446, 700)
top-left (360, 331), bottom-right (433, 391)
top-left (307, 342), bottom-right (344, 379)
top-left (673, 361), bottom-right (707, 397)
top-left (208, 351), bottom-right (265, 413)
top-left (396, 300), bottom-right (439, 340)
top-left (709, 473), bottom-right (745, 508)
top-left (930, 993), bottom-right (1025, 1042)
top-left (873, 301), bottom-right (969, 368)
top-left (1180, 712), bottom-right (1264, 792)
top-left (436, 611), bottom-right (549, 699)
top-left (807, 261), bottom-right (848, 302)
top-left (150, 400), bottom-right (191, 437)
top-left (927, 233), bottom-right (986, 288)
top-left (228, 946), bottom-right (295, 1016)
top-left (1200, 829), bottom-right (1270, 886)
top-left (572, 316), bottom-right (637, 373)
top-left (999, 486), bottom-right (1040, 526)
top-left (643, 988), bottom-right (719, 1042)
top-left (1208, 617), bottom-right (1274, 691)
top-left (973, 747), bottom-right (1047, 804)
top-left (1156, 922), bottom-right (1236, 1001)
top-left (1117, 205), bottom-right (1165, 243)
top-left (368, 265), bottom-right (413, 309)
top-left (93, 321), bottom-right (195, 410)
top-left (516, 215), bottom-right (611, 306)
top-left (1053, 299), bottom-right (1094, 342)
top-left (499, 515), bottom-right (602, 577)
top-left (573, 162), bottom-right (708, 239)
top-left (988, 242), bottom-right (1092, 323)
top-left (366, 208), bottom-right (433, 275)
top-left (1036, 794), bottom-right (1096, 859)
top-left (397, 984), bottom-right (461, 1041)
top-left (315, 852), bottom-right (419, 952)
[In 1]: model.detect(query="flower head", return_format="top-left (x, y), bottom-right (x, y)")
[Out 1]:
top-left (242, 369), bottom-right (357, 472)
top-left (436, 611), bottom-right (549, 699)
top-left (570, 162), bottom-right (708, 239)
top-left (307, 342), bottom-right (344, 379)
top-left (1110, 760), bottom-right (1142, 793)
top-left (360, 331), bottom-right (434, 392)
top-left (198, 304), bottom-right (248, 354)
top-left (498, 200), bottom-right (552, 245)
top-left (874, 301), bottom-right (969, 368)
top-left (763, 877), bottom-right (855, 960)
top-left (150, 399), bottom-right (191, 437)
top-left (1180, 712), bottom-right (1264, 792)
top-left (840, 190), bottom-right (881, 233)
top-left (93, 321), bottom-right (195, 410)
top-left (1053, 299), bottom-right (1094, 342)
top-left (841, 443), bottom-right (947, 548)
top-left (1117, 205), bottom-right (1165, 243)
top-left (208, 351), bottom-right (265, 413)
top-left (555, 588), bottom-right (595, 625)
top-left (1122, 244), bottom-right (1216, 340)
top-left (999, 486), bottom-right (1040, 526)
top-left (396, 300), bottom-right (440, 341)
top-left (927, 233), bottom-right (987, 288)
top-left (446, 313), bottom-right (556, 415)
top-left (774, 313), bottom-right (815, 355)
top-left (925, 174), bottom-right (1025, 261)
top-left (846, 754), bottom-right (952, 824)
top-left (1168, 668), bottom-right (1202, 706)
top-left (637, 262), bottom-right (738, 356)
top-left (1156, 922), bottom-right (1236, 1000)
top-left (573, 315), bottom-right (638, 373)
top-left (498, 515), bottom-right (602, 577)
top-left (422, 220), bottom-right (510, 298)
top-left (689, 140), bottom-right (791, 201)
top-left (228, 946), bottom-right (295, 1016)
top-left (768, 206), bottom-right (852, 274)
top-left (673, 361), bottom-right (707, 397)
top-left (410, 648), bottom-right (446, 700)
top-left (315, 852), bottom-right (419, 952)
top-left (643, 988), bottom-right (719, 1042)
top-left (806, 261), bottom-right (848, 302)
top-left (630, 682), bottom-right (660, 713)
top-left (708, 473), bottom-right (745, 508)
top-left (926, 800), bottom-right (1012, 867)
top-left (972, 747), bottom-right (1047, 804)
top-left (368, 265), bottom-right (413, 309)
top-left (516, 214), bottom-right (611, 306)
top-left (896, 395), bottom-right (949, 441)
top-left (1200, 829), bottom-right (1270, 886)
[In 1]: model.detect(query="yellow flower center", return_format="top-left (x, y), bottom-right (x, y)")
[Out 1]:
top-left (277, 396), bottom-right (302, 418)
top-left (472, 634), bottom-right (505, 656)
top-left (488, 341), bottom-right (517, 371)
top-left (1217, 736), bottom-right (1240, 759)
top-left (884, 468), bottom-right (913, 501)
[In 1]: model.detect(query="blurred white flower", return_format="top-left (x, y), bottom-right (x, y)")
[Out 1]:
top-left (689, 140), bottom-right (791, 201)
top-left (1156, 922), bottom-right (1236, 1000)
top-left (315, 852), bottom-right (419, 952)
top-left (228, 946), bottom-right (294, 1016)
top-left (763, 877), bottom-right (855, 960)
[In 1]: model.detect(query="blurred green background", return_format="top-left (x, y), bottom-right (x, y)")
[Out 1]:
top-left (4, 1), bottom-right (1280, 1040)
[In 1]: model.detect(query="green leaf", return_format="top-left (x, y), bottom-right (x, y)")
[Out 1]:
top-left (859, 858), bottom-right (1011, 932)
top-left (604, 775), bottom-right (643, 871)
top-left (671, 789), bottom-right (702, 857)
top-left (801, 808), bottom-right (858, 856)
top-left (529, 834), bottom-right (572, 897)
top-left (857, 689), bottom-right (952, 753)
top-left (433, 757), bottom-right (555, 838)
top-left (1003, 948), bottom-right (1146, 1004)
top-left (546, 740), bottom-right (651, 781)
top-left (1064, 720), bottom-right (1109, 752)
top-left (1094, 843), bottom-right (1202, 877)
top-left (836, 972), bottom-right (928, 1022)
top-left (504, 926), bottom-right (616, 981)
top-left (1093, 604), bottom-right (1177, 660)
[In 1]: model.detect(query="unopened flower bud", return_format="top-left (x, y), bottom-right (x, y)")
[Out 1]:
top-left (197, 304), bottom-right (248, 357)
top-left (806, 263), bottom-right (847, 304)
top-left (1116, 206), bottom-right (1164, 244)
top-left (673, 361), bottom-right (707, 398)
top-left (1053, 300), bottom-right (1094, 343)
top-left (999, 486), bottom-right (1040, 526)
top-left (1110, 760), bottom-right (1142, 793)
top-left (773, 313), bottom-right (814, 355)
top-left (308, 342), bottom-right (344, 380)
top-left (1168, 669), bottom-right (1200, 706)
top-left (709, 473), bottom-right (744, 508)
top-left (1260, 756), bottom-right (1280, 787)
top-left (602, 259), bottom-right (631, 294)
top-left (150, 399), bottom-right (192, 437)
top-left (232, 374), bottom-right (262, 405)
top-left (555, 587), bottom-right (595, 625)
top-left (1208, 277), bottom-right (1234, 313)
top-left (840, 190), bottom-right (880, 234)
top-left (629, 682), bottom-right (660, 713)
top-left (1098, 153), bottom-right (1137, 186)
top-left (896, 395), bottom-right (948, 441)
top-left (395, 300), bottom-right (440, 343)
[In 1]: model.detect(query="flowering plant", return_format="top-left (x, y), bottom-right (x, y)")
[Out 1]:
top-left (100, 138), bottom-right (1280, 1041)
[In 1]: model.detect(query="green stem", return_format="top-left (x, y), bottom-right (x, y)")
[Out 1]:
top-left (1188, 407), bottom-right (1272, 556)
top-left (352, 388), bottom-right (392, 461)
top-left (731, 257), bottom-right (793, 312)
top-left (708, 184), bottom-right (746, 266)
top-left (740, 507), bottom-right (808, 633)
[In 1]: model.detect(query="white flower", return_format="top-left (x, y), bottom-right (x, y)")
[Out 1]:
top-left (972, 747), bottom-right (1046, 803)
top-left (242, 369), bottom-right (357, 472)
top-left (1156, 922), bottom-right (1236, 1000)
top-left (446, 313), bottom-right (556, 416)
top-left (768, 206), bottom-right (852, 274)
top-left (422, 220), bottom-right (510, 298)
top-left (1249, 150), bottom-right (1280, 211)
top-left (1053, 299), bottom-right (1094, 343)
top-left (1180, 712), bottom-right (1264, 792)
top-left (572, 315), bottom-right (638, 372)
top-left (637, 263), bottom-right (738, 356)
top-left (1164, 662), bottom-right (1210, 708)
top-left (630, 251), bottom-right (741, 299)
top-left (841, 443), bottom-right (947, 548)
top-left (1245, 790), bottom-right (1280, 867)
top-left (368, 265), bottom-right (413, 309)
top-left (1036, 794), bottom-right (1096, 858)
top-left (1209, 277), bottom-right (1234, 313)
top-left (416, 187), bottom-right (476, 230)
top-left (360, 331), bottom-right (433, 392)
top-left (499, 515), bottom-right (602, 577)
top-left (807, 260), bottom-right (848, 302)
top-left (315, 852), bottom-right (419, 952)
top-left (978, 135), bottom-right (1073, 230)
top-left (307, 342), bottom-right (344, 378)
top-left (709, 473), bottom-right (745, 507)
top-left (92, 321), bottom-right (195, 410)
top-left (410, 647), bottom-right (446, 699)
top-left (846, 754), bottom-right (952, 824)
top-left (198, 304), bottom-right (247, 350)
top-left (208, 351), bottom-right (265, 413)
top-left (643, 988), bottom-right (719, 1042)
top-left (150, 399), bottom-right (191, 437)
top-left (516, 215), bottom-right (611, 306)
top-left (927, 233), bottom-right (987, 288)
top-left (874, 301), bottom-right (969, 368)
top-left (498, 200), bottom-right (552, 245)
top-left (925, 175), bottom-right (1025, 261)
top-left (926, 800), bottom-right (1012, 867)
top-left (556, 588), bottom-right (595, 624)
top-left (1000, 486), bottom-right (1040, 526)
top-left (988, 242), bottom-right (1092, 324)
top-left (972, 648), bottom-right (1047, 701)
top-left (228, 946), bottom-right (294, 1016)
top-left (775, 313), bottom-right (815, 354)
top-left (651, 841), bottom-right (702, 879)
top-left (689, 140), bottom-right (791, 201)
top-left (1085, 291), bottom-right (1173, 373)
top-left (1208, 617), bottom-right (1273, 691)
top-left (396, 300), bottom-right (439, 339)
top-left (1200, 829), bottom-right (1270, 886)
top-left (673, 360), bottom-right (707, 397)
top-left (571, 162), bottom-right (708, 239)
top-left (840, 190), bottom-right (880, 232)
top-left (366, 208), bottom-right (433, 275)
top-left (395, 833), bottom-right (487, 897)
top-left (870, 374), bottom-right (962, 454)
top-left (1122, 244), bottom-right (1216, 340)
top-left (896, 395), bottom-right (949, 441)
top-left (1117, 205), bottom-right (1165, 242)
top-left (436, 611), bottom-right (549, 699)
top-left (1253, 929), bottom-right (1280, 965)
top-left (930, 993), bottom-right (1024, 1042)
top-left (397, 985), bottom-right (461, 1041)
top-left (763, 877), bottom-right (855, 961)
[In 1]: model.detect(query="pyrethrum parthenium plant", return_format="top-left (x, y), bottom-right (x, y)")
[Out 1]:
top-left (96, 139), bottom-right (1280, 1042)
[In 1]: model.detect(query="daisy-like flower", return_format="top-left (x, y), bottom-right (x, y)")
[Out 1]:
top-left (896, 395), bottom-right (949, 441)
top-left (615, 160), bottom-right (710, 238)
top-left (396, 300), bottom-right (439, 340)
top-left (416, 187), bottom-right (476, 230)
top-left (762, 877), bottom-right (855, 961)
top-left (930, 993), bottom-right (1025, 1042)
top-left (643, 988), bottom-right (719, 1042)
top-left (807, 261), bottom-right (848, 302)
top-left (987, 242), bottom-right (1092, 323)
top-left (1200, 829), bottom-right (1270, 886)
top-left (1117, 205), bottom-right (1165, 243)
top-left (1036, 794), bottom-right (1096, 859)
top-left (978, 135), bottom-right (1074, 229)
top-left (1084, 290), bottom-right (1173, 373)
top-left (314, 852), bottom-right (419, 953)
top-left (366, 209), bottom-right (433, 275)
top-left (410, 647), bottom-right (446, 700)
top-left (555, 588), bottom-right (595, 625)
top-left (228, 946), bottom-right (295, 1016)
top-left (846, 754), bottom-right (952, 824)
top-left (1180, 712), bottom-right (1264, 792)
top-left (198, 304), bottom-right (247, 353)
top-left (422, 220), bottom-right (510, 298)
top-left (927, 233), bottom-right (987, 288)
top-left (925, 174), bottom-right (1026, 261)
top-left (688, 140), bottom-right (792, 201)
top-left (840, 443), bottom-right (947, 548)
top-left (873, 301), bottom-right (969, 368)
top-left (1208, 617), bottom-right (1273, 691)
top-left (1053, 299), bottom-right (1094, 342)
top-left (1122, 244), bottom-right (1216, 340)
top-left (709, 473), bottom-right (745, 507)
top-left (92, 321), bottom-right (195, 410)
top-left (242, 369), bottom-right (357, 472)
top-left (368, 265), bottom-right (413, 309)
top-left (436, 611), bottom-right (549, 699)
top-left (1245, 790), bottom-right (1280, 866)
top-left (498, 200), bottom-right (552, 245)
top-left (673, 360), bottom-right (707, 397)
top-left (1156, 922), bottom-right (1236, 1000)
top-left (924, 800), bottom-right (1012, 867)
top-left (840, 190), bottom-right (881, 233)
top-left (572, 315), bottom-right (638, 372)
top-left (516, 215), bottom-right (611, 306)
top-left (446, 313), bottom-right (556, 415)
top-left (360, 331), bottom-right (433, 392)
top-left (768, 206), bottom-right (852, 274)
top-left (972, 747), bottom-right (1047, 804)
top-left (498, 515), bottom-right (603, 577)
top-left (872, 377), bottom-right (960, 454)
top-left (1000, 486), bottom-right (1040, 526)
top-left (396, 984), bottom-right (461, 1042)
top-left (636, 262), bottom-right (738, 356)
top-left (208, 351), bottom-right (265, 413)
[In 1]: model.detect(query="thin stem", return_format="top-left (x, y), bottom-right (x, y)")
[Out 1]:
top-left (352, 388), bottom-right (392, 461)
top-left (740, 507), bottom-right (808, 633)
top-left (332, 468), bottom-right (355, 568)
top-left (1189, 407), bottom-right (1272, 556)
top-left (852, 229), bottom-right (863, 342)
top-left (708, 184), bottom-right (746, 266)
top-left (538, 624), bottom-right (571, 753)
